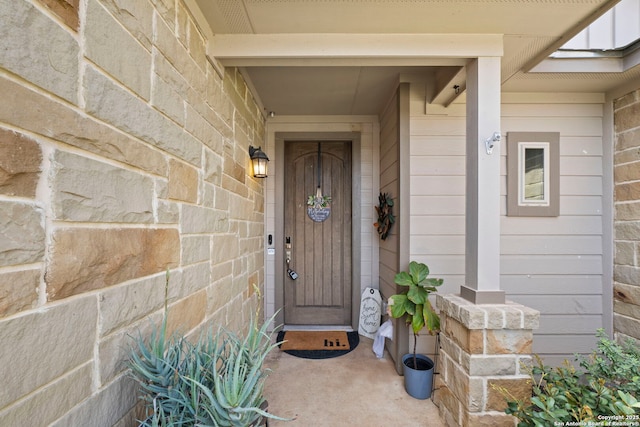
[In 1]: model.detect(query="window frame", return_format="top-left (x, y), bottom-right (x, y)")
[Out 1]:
top-left (507, 132), bottom-right (560, 217)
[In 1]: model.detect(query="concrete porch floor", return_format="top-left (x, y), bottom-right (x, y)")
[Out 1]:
top-left (263, 336), bottom-right (446, 426)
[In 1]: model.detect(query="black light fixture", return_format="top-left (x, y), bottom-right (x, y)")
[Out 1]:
top-left (249, 145), bottom-right (269, 178)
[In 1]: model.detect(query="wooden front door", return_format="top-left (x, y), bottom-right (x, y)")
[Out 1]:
top-left (283, 141), bottom-right (352, 325)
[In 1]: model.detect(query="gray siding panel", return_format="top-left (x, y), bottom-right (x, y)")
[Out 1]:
top-left (501, 255), bottom-right (602, 275)
top-left (409, 90), bottom-right (605, 364)
top-left (514, 295), bottom-right (603, 315)
top-left (538, 315), bottom-right (604, 334)
top-left (501, 235), bottom-right (602, 254)
top-left (502, 275), bottom-right (603, 294)
top-left (501, 216), bottom-right (602, 235)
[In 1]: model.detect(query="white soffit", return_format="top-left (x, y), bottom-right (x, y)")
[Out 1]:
top-left (189, 0), bottom-right (621, 113)
top-left (195, 0), bottom-right (610, 37)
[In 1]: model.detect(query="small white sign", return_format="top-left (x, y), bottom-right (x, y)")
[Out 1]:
top-left (358, 287), bottom-right (382, 339)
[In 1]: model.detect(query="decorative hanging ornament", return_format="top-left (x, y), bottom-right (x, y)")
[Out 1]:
top-left (307, 143), bottom-right (332, 222)
top-left (374, 192), bottom-right (395, 240)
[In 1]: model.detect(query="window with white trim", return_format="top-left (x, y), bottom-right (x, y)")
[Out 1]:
top-left (507, 132), bottom-right (560, 217)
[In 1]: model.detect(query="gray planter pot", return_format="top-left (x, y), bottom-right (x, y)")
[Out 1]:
top-left (402, 353), bottom-right (434, 399)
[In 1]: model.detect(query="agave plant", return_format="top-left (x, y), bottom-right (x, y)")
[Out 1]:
top-left (182, 337), bottom-right (272, 426)
top-left (129, 312), bottom-right (289, 427)
top-left (129, 327), bottom-right (194, 425)
top-left (128, 316), bottom-right (190, 423)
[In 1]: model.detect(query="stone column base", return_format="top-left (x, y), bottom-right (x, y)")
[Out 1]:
top-left (433, 294), bottom-right (540, 427)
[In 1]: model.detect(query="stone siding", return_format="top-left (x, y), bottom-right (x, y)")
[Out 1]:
top-left (0, 0), bottom-right (266, 425)
top-left (613, 88), bottom-right (640, 343)
top-left (435, 295), bottom-right (539, 427)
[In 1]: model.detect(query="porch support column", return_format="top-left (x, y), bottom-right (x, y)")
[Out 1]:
top-left (434, 295), bottom-right (539, 426)
top-left (461, 57), bottom-right (505, 304)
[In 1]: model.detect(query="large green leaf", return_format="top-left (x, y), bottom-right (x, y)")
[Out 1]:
top-left (411, 304), bottom-right (425, 334)
top-left (393, 271), bottom-right (413, 287)
top-left (389, 294), bottom-right (415, 318)
top-left (422, 278), bottom-right (444, 291)
top-left (409, 261), bottom-right (429, 285)
top-left (423, 300), bottom-right (440, 333)
top-left (407, 283), bottom-right (428, 305)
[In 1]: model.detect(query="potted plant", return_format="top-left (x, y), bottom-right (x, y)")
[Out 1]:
top-left (388, 261), bottom-right (443, 399)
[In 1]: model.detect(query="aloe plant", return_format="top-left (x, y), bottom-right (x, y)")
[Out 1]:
top-left (128, 318), bottom-right (195, 426)
top-left (182, 338), bottom-right (273, 426)
top-left (129, 313), bottom-right (289, 426)
top-left (129, 274), bottom-right (289, 426)
top-left (388, 261), bottom-right (443, 369)
top-left (128, 315), bottom-right (189, 418)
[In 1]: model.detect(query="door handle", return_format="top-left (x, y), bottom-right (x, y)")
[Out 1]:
top-left (285, 236), bottom-right (292, 264)
top-left (285, 237), bottom-right (298, 280)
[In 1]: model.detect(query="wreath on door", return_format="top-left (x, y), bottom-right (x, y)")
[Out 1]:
top-left (374, 192), bottom-right (395, 240)
top-left (307, 187), bottom-right (332, 222)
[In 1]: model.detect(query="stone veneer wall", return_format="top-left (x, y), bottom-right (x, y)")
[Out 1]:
top-left (613, 88), bottom-right (640, 343)
top-left (434, 295), bottom-right (539, 427)
top-left (0, 1), bottom-right (266, 425)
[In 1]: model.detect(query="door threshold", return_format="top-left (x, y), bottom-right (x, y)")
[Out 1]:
top-left (283, 325), bottom-right (354, 332)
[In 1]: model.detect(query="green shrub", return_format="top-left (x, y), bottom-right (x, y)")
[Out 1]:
top-left (496, 329), bottom-right (640, 426)
top-left (578, 329), bottom-right (640, 396)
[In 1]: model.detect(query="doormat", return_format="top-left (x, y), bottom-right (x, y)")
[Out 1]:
top-left (277, 330), bottom-right (359, 359)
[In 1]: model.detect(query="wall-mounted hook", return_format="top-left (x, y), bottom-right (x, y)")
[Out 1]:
top-left (484, 131), bottom-right (501, 155)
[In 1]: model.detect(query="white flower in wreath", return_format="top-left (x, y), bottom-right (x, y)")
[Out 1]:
top-left (307, 194), bottom-right (332, 209)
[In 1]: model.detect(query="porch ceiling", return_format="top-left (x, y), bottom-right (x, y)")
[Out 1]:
top-left (191, 0), bottom-right (630, 116)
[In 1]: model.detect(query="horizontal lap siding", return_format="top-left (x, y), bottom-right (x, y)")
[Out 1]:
top-left (409, 91), bottom-right (605, 364)
top-left (410, 94), bottom-right (465, 297)
top-left (379, 89), bottom-right (400, 303)
top-left (502, 99), bottom-right (604, 361)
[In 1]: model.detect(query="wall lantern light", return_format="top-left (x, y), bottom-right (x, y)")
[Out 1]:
top-left (249, 145), bottom-right (269, 178)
